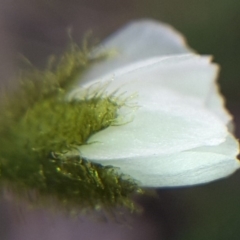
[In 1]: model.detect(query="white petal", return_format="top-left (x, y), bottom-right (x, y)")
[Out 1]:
top-left (73, 20), bottom-right (239, 188)
top-left (205, 83), bottom-right (232, 125)
top-left (78, 20), bottom-right (231, 125)
top-left (105, 54), bottom-right (217, 106)
top-left (76, 55), bottom-right (229, 161)
top-left (81, 134), bottom-right (240, 187)
top-left (80, 19), bottom-right (191, 85)
top-left (75, 55), bottom-right (218, 107)
top-left (103, 19), bottom-right (191, 56)
top-left (79, 104), bottom-right (227, 160)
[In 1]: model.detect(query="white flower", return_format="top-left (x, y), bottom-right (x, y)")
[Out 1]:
top-left (75, 20), bottom-right (240, 187)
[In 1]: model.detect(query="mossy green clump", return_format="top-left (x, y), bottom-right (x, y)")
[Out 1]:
top-left (0, 40), bottom-right (141, 213)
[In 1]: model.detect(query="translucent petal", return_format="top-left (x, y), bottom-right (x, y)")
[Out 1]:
top-left (74, 20), bottom-right (239, 188)
top-left (76, 55), bottom-right (229, 162)
top-left (77, 20), bottom-right (231, 126)
top-left (104, 55), bottom-right (216, 106)
top-left (206, 83), bottom-right (232, 125)
top-left (79, 104), bottom-right (227, 160)
top-left (73, 54), bottom-right (220, 113)
top-left (80, 19), bottom-right (191, 84)
top-left (81, 134), bottom-right (239, 187)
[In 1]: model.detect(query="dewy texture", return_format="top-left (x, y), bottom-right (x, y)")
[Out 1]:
top-left (77, 19), bottom-right (240, 187)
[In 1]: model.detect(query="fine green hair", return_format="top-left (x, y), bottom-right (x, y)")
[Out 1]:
top-left (0, 39), bottom-right (141, 214)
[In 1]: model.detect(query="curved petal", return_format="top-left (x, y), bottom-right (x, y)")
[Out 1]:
top-left (74, 55), bottom-right (225, 123)
top-left (73, 20), bottom-right (239, 188)
top-left (76, 55), bottom-right (229, 161)
top-left (78, 20), bottom-right (232, 126)
top-left (79, 104), bottom-right (227, 160)
top-left (75, 55), bottom-right (218, 108)
top-left (108, 55), bottom-right (216, 106)
top-left (80, 19), bottom-right (192, 84)
top-left (205, 83), bottom-right (232, 125)
top-left (102, 19), bottom-right (191, 56)
top-left (82, 134), bottom-right (239, 187)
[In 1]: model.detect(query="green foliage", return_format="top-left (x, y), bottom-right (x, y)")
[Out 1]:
top-left (0, 40), bottom-right (141, 213)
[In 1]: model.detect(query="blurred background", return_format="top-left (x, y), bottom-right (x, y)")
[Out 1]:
top-left (0, 0), bottom-right (240, 239)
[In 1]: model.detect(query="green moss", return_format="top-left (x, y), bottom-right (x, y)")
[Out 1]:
top-left (0, 40), bottom-right (141, 213)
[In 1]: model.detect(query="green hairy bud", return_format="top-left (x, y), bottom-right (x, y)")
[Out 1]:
top-left (0, 39), bottom-right (141, 214)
